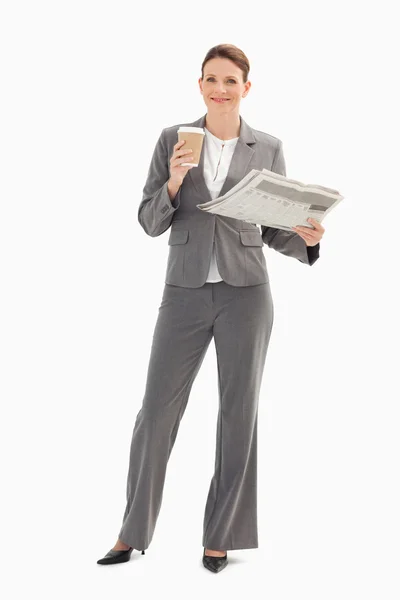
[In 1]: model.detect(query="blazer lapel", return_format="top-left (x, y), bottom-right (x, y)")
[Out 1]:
top-left (187, 113), bottom-right (256, 203)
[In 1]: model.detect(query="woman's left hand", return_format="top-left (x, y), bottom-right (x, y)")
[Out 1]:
top-left (292, 218), bottom-right (324, 247)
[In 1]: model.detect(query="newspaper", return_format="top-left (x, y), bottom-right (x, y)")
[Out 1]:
top-left (196, 168), bottom-right (343, 231)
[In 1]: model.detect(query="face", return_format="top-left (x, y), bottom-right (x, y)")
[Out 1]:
top-left (198, 57), bottom-right (251, 114)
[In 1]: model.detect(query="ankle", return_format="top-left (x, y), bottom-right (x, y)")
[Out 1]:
top-left (113, 539), bottom-right (131, 551)
top-left (204, 548), bottom-right (226, 557)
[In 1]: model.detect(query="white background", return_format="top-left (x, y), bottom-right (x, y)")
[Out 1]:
top-left (1, 1), bottom-right (399, 598)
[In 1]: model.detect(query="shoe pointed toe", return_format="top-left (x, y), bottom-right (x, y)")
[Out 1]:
top-left (202, 549), bottom-right (228, 573)
top-left (97, 547), bottom-right (133, 565)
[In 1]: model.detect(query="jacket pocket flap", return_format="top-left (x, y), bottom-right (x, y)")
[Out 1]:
top-left (168, 229), bottom-right (189, 245)
top-left (239, 230), bottom-right (263, 247)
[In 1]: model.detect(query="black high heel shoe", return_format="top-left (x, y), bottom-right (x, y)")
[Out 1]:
top-left (97, 547), bottom-right (145, 565)
top-left (202, 548), bottom-right (228, 573)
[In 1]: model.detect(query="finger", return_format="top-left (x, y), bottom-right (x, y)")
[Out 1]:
top-left (294, 225), bottom-right (316, 232)
top-left (294, 228), bottom-right (321, 243)
top-left (171, 156), bottom-right (194, 167)
top-left (171, 150), bottom-right (192, 164)
top-left (173, 141), bottom-right (186, 153)
top-left (176, 149), bottom-right (193, 158)
top-left (292, 228), bottom-right (316, 242)
top-left (170, 149), bottom-right (193, 163)
top-left (307, 218), bottom-right (324, 232)
top-left (294, 225), bottom-right (321, 239)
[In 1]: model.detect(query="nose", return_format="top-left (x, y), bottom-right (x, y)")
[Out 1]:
top-left (214, 83), bottom-right (227, 94)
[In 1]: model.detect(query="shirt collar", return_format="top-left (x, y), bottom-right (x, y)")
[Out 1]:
top-left (204, 127), bottom-right (239, 147)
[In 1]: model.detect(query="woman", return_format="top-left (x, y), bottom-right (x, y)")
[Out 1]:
top-left (97, 44), bottom-right (324, 573)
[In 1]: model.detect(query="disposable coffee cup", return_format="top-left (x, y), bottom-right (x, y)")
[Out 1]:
top-left (177, 126), bottom-right (205, 167)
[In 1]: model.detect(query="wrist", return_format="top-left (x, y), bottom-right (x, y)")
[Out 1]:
top-left (167, 178), bottom-right (182, 201)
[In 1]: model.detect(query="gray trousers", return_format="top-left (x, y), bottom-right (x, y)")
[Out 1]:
top-left (118, 280), bottom-right (274, 551)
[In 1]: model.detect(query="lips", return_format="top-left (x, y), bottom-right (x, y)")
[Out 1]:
top-left (212, 98), bottom-right (230, 103)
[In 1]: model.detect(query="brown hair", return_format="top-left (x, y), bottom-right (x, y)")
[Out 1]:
top-left (201, 44), bottom-right (250, 83)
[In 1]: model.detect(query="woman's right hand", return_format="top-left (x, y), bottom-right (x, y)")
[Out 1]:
top-left (169, 140), bottom-right (195, 185)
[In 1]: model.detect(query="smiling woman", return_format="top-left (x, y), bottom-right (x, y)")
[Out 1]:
top-left (97, 42), bottom-right (322, 576)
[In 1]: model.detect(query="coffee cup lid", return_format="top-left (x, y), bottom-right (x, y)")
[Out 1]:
top-left (177, 127), bottom-right (205, 134)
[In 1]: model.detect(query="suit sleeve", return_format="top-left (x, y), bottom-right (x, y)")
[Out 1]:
top-left (138, 128), bottom-right (182, 237)
top-left (261, 140), bottom-right (320, 266)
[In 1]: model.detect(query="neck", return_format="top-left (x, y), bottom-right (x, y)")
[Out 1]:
top-left (205, 111), bottom-right (241, 140)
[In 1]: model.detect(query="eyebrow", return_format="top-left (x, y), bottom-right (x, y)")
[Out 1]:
top-left (205, 73), bottom-right (238, 78)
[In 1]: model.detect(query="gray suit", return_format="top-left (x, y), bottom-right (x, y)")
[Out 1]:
top-left (118, 114), bottom-right (320, 552)
top-left (138, 112), bottom-right (319, 287)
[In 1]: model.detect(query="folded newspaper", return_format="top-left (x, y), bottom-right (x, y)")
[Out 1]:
top-left (196, 168), bottom-right (343, 231)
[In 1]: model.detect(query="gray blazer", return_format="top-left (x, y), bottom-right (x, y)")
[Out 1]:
top-left (138, 113), bottom-right (320, 288)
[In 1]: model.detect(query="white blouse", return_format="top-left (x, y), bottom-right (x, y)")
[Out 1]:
top-left (202, 127), bottom-right (239, 282)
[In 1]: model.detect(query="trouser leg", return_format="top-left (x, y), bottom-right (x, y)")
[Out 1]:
top-left (118, 284), bottom-right (213, 550)
top-left (202, 281), bottom-right (274, 551)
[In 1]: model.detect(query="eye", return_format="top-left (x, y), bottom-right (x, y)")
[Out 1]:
top-left (206, 77), bottom-right (236, 84)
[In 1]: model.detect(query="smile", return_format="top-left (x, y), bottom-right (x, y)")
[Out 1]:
top-left (212, 98), bottom-right (230, 103)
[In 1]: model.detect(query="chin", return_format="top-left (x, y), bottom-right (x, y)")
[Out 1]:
top-left (209, 102), bottom-right (233, 110)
